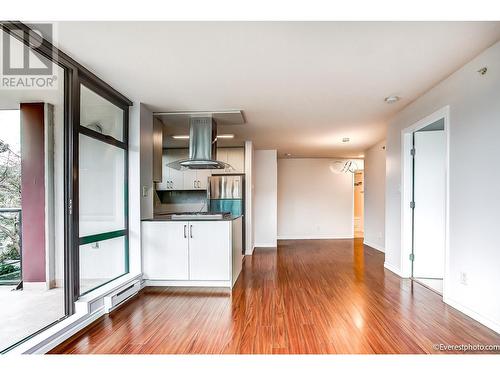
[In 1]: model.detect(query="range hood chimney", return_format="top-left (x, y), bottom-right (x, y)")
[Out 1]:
top-left (167, 116), bottom-right (233, 170)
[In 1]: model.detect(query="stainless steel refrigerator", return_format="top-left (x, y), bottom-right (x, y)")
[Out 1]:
top-left (207, 174), bottom-right (245, 253)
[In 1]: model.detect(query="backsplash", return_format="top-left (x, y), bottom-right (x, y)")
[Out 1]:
top-left (154, 190), bottom-right (207, 214)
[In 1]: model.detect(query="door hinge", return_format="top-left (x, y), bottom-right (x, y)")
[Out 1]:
top-left (409, 253), bottom-right (415, 261)
top-left (410, 201), bottom-right (415, 209)
top-left (410, 148), bottom-right (416, 156)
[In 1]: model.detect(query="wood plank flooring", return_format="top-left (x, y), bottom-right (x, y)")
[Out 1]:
top-left (50, 239), bottom-right (500, 354)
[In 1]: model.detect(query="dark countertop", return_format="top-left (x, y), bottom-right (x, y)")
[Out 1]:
top-left (142, 213), bottom-right (242, 222)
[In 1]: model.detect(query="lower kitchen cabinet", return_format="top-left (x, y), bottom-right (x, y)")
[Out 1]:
top-left (188, 221), bottom-right (230, 280)
top-left (141, 218), bottom-right (242, 287)
top-left (142, 221), bottom-right (189, 280)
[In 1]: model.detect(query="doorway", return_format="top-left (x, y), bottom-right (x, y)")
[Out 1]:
top-left (411, 120), bottom-right (446, 294)
top-left (401, 106), bottom-right (449, 296)
top-left (353, 170), bottom-right (364, 238)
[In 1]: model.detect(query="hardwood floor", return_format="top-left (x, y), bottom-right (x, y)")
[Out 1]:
top-left (51, 239), bottom-right (500, 354)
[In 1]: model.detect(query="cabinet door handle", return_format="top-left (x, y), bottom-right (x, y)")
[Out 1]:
top-left (190, 224), bottom-right (193, 238)
top-left (183, 224), bottom-right (187, 238)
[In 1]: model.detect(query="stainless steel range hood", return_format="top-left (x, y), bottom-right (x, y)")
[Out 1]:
top-left (167, 116), bottom-right (233, 170)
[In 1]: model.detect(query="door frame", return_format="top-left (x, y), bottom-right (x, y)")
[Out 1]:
top-left (400, 106), bottom-right (450, 298)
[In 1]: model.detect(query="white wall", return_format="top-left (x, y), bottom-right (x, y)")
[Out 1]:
top-left (128, 102), bottom-right (144, 275)
top-left (385, 41), bottom-right (500, 333)
top-left (253, 150), bottom-right (277, 247)
top-left (277, 158), bottom-right (354, 239)
top-left (244, 141), bottom-right (255, 254)
top-left (363, 140), bottom-right (386, 252)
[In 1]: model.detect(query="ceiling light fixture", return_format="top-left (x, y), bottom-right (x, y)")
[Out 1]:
top-left (384, 95), bottom-right (400, 104)
top-left (285, 153), bottom-right (292, 157)
top-left (342, 137), bottom-right (350, 143)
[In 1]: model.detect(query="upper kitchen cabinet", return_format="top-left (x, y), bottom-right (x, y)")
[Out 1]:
top-left (216, 147), bottom-right (245, 174)
top-left (157, 148), bottom-right (211, 190)
top-left (157, 149), bottom-right (185, 190)
top-left (183, 169), bottom-right (211, 190)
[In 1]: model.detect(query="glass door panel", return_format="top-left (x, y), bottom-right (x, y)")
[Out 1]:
top-left (78, 83), bottom-right (128, 296)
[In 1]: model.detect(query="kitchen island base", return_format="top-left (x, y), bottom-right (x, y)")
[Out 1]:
top-left (141, 216), bottom-right (243, 288)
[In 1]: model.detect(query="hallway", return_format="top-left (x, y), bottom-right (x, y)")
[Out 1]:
top-left (51, 239), bottom-right (500, 354)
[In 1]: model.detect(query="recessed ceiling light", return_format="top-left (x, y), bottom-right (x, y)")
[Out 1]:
top-left (172, 135), bottom-right (190, 139)
top-left (342, 137), bottom-right (350, 143)
top-left (384, 95), bottom-right (400, 104)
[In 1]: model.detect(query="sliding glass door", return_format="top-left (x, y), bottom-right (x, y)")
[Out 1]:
top-left (0, 22), bottom-right (132, 351)
top-left (77, 82), bottom-right (129, 296)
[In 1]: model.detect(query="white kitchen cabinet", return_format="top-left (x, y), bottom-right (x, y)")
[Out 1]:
top-left (158, 147), bottom-right (242, 190)
top-left (182, 168), bottom-right (197, 190)
top-left (155, 153), bottom-right (170, 190)
top-left (226, 148), bottom-right (245, 173)
top-left (188, 221), bottom-right (231, 281)
top-left (142, 221), bottom-right (189, 280)
top-left (183, 168), bottom-right (211, 190)
top-left (166, 149), bottom-right (185, 190)
top-left (216, 147), bottom-right (245, 174)
top-left (195, 169), bottom-right (211, 189)
top-left (141, 217), bottom-right (242, 287)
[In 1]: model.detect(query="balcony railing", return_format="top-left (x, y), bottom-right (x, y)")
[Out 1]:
top-left (0, 208), bottom-right (22, 286)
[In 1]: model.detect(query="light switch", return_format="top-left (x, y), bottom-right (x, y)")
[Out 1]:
top-left (142, 186), bottom-right (148, 197)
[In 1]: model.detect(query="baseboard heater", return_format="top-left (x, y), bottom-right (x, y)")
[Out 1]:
top-left (103, 281), bottom-right (140, 313)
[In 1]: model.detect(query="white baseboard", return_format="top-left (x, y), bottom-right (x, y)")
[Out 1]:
top-left (443, 296), bottom-right (500, 334)
top-left (253, 242), bottom-right (277, 248)
top-left (277, 235), bottom-right (353, 240)
top-left (363, 239), bottom-right (385, 253)
top-left (144, 279), bottom-right (231, 288)
top-left (383, 262), bottom-right (406, 277)
top-left (245, 245), bottom-right (255, 255)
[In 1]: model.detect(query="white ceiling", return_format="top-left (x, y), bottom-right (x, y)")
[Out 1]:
top-left (55, 21), bottom-right (500, 157)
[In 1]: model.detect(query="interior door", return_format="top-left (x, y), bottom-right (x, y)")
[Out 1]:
top-left (188, 221), bottom-right (230, 280)
top-left (413, 130), bottom-right (446, 278)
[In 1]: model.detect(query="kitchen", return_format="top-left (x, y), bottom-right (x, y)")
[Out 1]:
top-left (141, 111), bottom-right (248, 288)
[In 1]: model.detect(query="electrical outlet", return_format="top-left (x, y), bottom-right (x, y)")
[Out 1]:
top-left (142, 186), bottom-right (148, 197)
top-left (460, 272), bottom-right (468, 286)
